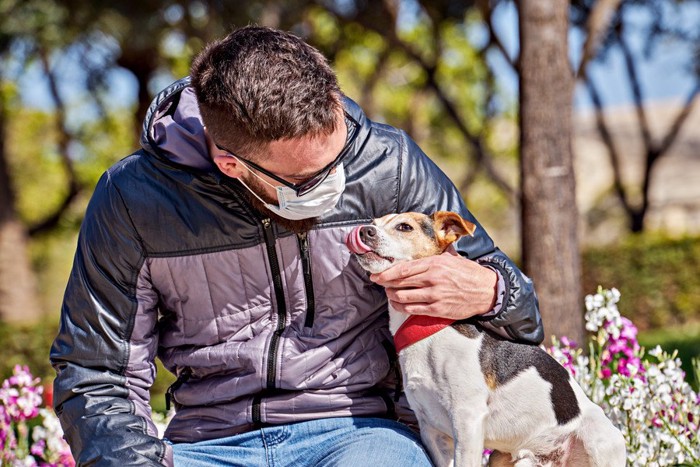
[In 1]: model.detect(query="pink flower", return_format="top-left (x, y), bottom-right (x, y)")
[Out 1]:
top-left (1, 366), bottom-right (76, 466)
top-left (608, 340), bottom-right (627, 354)
top-left (560, 336), bottom-right (577, 348)
top-left (0, 365), bottom-right (43, 422)
top-left (617, 359), bottom-right (631, 376)
top-left (31, 438), bottom-right (46, 457)
top-left (619, 318), bottom-right (638, 340)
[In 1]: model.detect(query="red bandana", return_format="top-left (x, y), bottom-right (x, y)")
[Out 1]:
top-left (393, 315), bottom-right (456, 353)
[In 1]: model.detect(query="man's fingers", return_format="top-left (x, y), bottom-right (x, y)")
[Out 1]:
top-left (388, 299), bottom-right (432, 315)
top-left (370, 259), bottom-right (431, 285)
top-left (386, 287), bottom-right (434, 304)
top-left (377, 274), bottom-right (434, 289)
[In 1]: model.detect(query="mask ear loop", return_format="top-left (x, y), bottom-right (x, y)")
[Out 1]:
top-left (230, 156), bottom-right (282, 208)
top-left (236, 176), bottom-right (280, 208)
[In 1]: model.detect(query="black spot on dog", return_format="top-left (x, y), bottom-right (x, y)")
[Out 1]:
top-left (419, 217), bottom-right (435, 240)
top-left (452, 321), bottom-right (581, 425)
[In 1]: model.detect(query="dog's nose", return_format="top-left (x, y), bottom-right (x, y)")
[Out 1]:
top-left (359, 226), bottom-right (377, 243)
top-left (346, 226), bottom-right (373, 254)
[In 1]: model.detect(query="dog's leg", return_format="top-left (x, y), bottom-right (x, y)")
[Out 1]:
top-left (512, 457), bottom-right (537, 467)
top-left (577, 408), bottom-right (627, 467)
top-left (419, 424), bottom-right (455, 467)
top-left (451, 405), bottom-right (488, 467)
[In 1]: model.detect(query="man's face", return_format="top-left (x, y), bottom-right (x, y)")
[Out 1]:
top-left (209, 111), bottom-right (348, 232)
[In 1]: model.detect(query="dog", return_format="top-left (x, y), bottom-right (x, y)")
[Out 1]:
top-left (346, 211), bottom-right (627, 467)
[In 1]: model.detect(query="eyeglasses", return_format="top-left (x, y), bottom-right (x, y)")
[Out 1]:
top-left (216, 112), bottom-right (360, 197)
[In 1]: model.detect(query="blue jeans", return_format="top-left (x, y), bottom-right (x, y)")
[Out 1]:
top-left (171, 417), bottom-right (433, 467)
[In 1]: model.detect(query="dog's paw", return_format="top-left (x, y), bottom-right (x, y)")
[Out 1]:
top-left (513, 450), bottom-right (538, 467)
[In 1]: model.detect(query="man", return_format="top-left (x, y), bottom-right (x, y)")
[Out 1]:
top-left (51, 26), bottom-right (542, 466)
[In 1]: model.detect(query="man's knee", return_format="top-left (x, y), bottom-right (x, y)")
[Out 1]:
top-left (322, 419), bottom-right (432, 466)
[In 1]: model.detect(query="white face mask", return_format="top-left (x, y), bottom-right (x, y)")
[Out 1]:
top-left (236, 162), bottom-right (346, 220)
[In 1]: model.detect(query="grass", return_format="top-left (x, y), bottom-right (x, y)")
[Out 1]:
top-left (638, 321), bottom-right (700, 391)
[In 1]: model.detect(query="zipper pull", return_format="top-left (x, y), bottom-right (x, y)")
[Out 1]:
top-left (165, 368), bottom-right (192, 411)
top-left (262, 218), bottom-right (271, 229)
top-left (298, 232), bottom-right (309, 253)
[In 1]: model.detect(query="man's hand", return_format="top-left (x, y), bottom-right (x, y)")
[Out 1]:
top-left (369, 247), bottom-right (498, 320)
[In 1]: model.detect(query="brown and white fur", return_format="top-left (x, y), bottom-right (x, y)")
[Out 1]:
top-left (346, 211), bottom-right (626, 467)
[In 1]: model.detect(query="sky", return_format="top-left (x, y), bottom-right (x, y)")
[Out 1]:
top-left (487, 1), bottom-right (700, 110)
top-left (18, 1), bottom-right (700, 116)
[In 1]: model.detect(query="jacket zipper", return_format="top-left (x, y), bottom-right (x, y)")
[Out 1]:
top-left (253, 218), bottom-right (288, 424)
top-left (297, 232), bottom-right (316, 328)
top-left (165, 367), bottom-right (192, 411)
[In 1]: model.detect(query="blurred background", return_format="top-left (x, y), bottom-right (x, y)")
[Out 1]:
top-left (0, 0), bottom-right (698, 410)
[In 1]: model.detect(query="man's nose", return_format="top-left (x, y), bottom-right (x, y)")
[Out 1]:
top-left (359, 225), bottom-right (377, 244)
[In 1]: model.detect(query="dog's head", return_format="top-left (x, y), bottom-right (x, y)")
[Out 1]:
top-left (346, 211), bottom-right (476, 274)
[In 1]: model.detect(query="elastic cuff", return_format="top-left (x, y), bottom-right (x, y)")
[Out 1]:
top-left (475, 266), bottom-right (505, 320)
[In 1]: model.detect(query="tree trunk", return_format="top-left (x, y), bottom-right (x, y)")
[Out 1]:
top-left (519, 0), bottom-right (584, 345)
top-left (0, 98), bottom-right (42, 323)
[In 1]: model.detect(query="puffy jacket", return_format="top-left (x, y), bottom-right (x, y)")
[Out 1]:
top-left (50, 77), bottom-right (543, 466)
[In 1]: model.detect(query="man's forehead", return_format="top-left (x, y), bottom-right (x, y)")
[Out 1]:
top-left (258, 127), bottom-right (346, 178)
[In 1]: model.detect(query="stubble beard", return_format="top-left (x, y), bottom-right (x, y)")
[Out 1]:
top-left (240, 175), bottom-right (318, 234)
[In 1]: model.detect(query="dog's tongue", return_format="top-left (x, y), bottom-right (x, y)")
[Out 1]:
top-left (346, 226), bottom-right (373, 254)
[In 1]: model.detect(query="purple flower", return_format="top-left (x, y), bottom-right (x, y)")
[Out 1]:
top-left (31, 438), bottom-right (47, 457)
top-left (608, 340), bottom-right (627, 354)
top-left (560, 336), bottom-right (577, 348)
top-left (619, 318), bottom-right (638, 340)
top-left (1, 365), bottom-right (77, 466)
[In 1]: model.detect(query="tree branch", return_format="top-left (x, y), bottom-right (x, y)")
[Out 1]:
top-left (368, 4), bottom-right (516, 200)
top-left (575, 0), bottom-right (623, 79)
top-left (657, 82), bottom-right (700, 156)
top-left (29, 48), bottom-right (82, 237)
top-left (358, 46), bottom-right (391, 116)
top-left (584, 71), bottom-right (635, 220)
top-left (617, 23), bottom-right (654, 152)
top-left (476, 0), bottom-right (518, 72)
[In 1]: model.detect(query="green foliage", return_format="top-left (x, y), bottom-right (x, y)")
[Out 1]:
top-left (310, 2), bottom-right (518, 198)
top-left (6, 106), bottom-right (134, 227)
top-left (582, 234), bottom-right (700, 329)
top-left (0, 320), bottom-right (56, 383)
top-left (6, 109), bottom-right (67, 225)
top-left (0, 0), bottom-right (69, 49)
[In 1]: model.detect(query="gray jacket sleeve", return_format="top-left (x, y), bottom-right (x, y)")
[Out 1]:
top-left (396, 132), bottom-right (543, 344)
top-left (50, 170), bottom-right (173, 466)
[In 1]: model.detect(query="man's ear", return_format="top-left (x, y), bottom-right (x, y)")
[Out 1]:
top-left (432, 211), bottom-right (477, 249)
top-left (205, 127), bottom-right (246, 179)
top-left (213, 155), bottom-right (246, 179)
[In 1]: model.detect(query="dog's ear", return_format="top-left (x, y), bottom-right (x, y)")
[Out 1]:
top-left (432, 211), bottom-right (477, 249)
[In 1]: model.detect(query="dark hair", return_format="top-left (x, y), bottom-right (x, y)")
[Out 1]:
top-left (190, 26), bottom-right (342, 158)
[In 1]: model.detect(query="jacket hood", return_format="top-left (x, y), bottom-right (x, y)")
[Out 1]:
top-left (140, 77), bottom-right (214, 171)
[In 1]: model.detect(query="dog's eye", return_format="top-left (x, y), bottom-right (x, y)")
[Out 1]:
top-left (396, 223), bottom-right (413, 232)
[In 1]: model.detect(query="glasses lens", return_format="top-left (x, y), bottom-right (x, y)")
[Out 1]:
top-left (296, 172), bottom-right (329, 197)
top-left (295, 115), bottom-right (358, 196)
